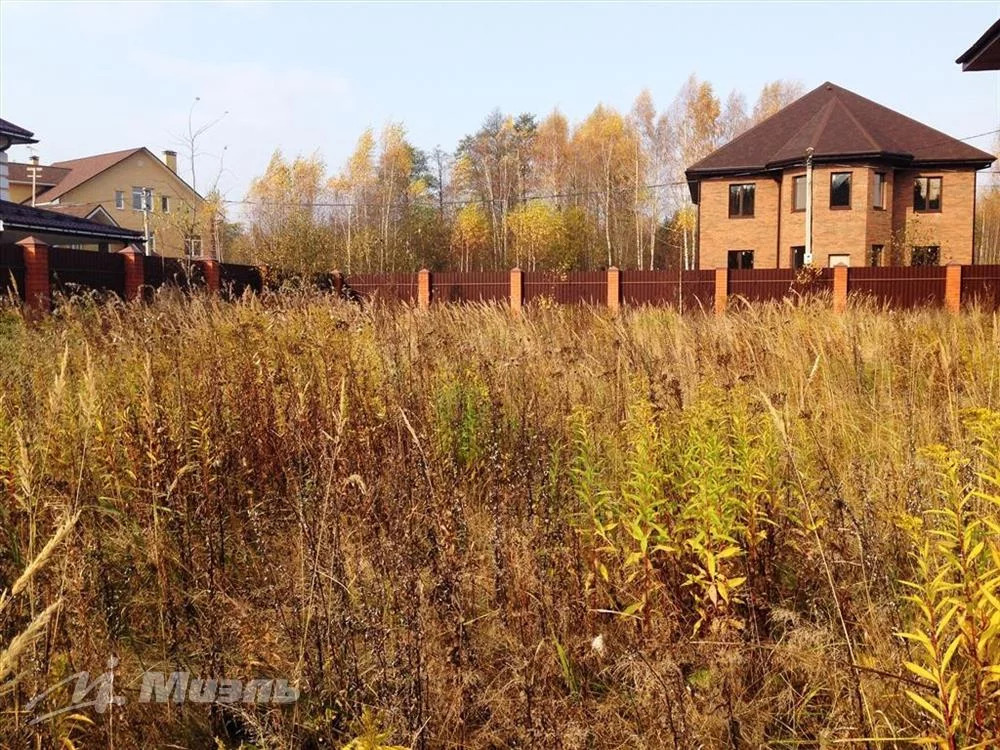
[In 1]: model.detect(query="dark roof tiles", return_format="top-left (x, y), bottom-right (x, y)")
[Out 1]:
top-left (0, 199), bottom-right (142, 242)
top-left (687, 82), bottom-right (994, 178)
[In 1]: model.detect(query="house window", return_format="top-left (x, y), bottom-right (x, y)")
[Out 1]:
top-left (792, 176), bottom-right (806, 211)
top-left (114, 190), bottom-right (125, 210)
top-left (911, 246), bottom-right (940, 266)
top-left (830, 172), bottom-right (852, 208)
top-left (727, 250), bottom-right (754, 269)
top-left (791, 245), bottom-right (806, 269)
top-left (185, 236), bottom-right (202, 257)
top-left (146, 235), bottom-right (156, 254)
top-left (914, 177), bottom-right (942, 212)
top-left (728, 183), bottom-right (755, 217)
top-left (873, 172), bottom-right (886, 209)
top-left (828, 254), bottom-right (851, 267)
top-left (161, 195), bottom-right (170, 213)
top-left (132, 186), bottom-right (152, 211)
top-left (869, 245), bottom-right (884, 267)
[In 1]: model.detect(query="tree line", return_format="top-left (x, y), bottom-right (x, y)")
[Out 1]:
top-left (226, 76), bottom-right (807, 272)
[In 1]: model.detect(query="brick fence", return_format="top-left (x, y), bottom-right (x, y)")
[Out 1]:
top-left (2, 236), bottom-right (999, 314)
top-left (1, 237), bottom-right (263, 311)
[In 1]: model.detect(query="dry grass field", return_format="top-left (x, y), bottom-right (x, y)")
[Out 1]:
top-left (1, 292), bottom-right (998, 749)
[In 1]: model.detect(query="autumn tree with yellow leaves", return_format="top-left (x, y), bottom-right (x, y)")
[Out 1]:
top-left (237, 75), bottom-right (818, 272)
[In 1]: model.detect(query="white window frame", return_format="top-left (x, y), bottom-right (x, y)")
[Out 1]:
top-left (184, 236), bottom-right (203, 257)
top-left (161, 195), bottom-right (170, 213)
top-left (114, 190), bottom-right (125, 210)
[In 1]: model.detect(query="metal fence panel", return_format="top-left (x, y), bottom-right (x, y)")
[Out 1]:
top-left (848, 266), bottom-right (946, 308)
top-left (523, 271), bottom-right (605, 305)
top-left (220, 263), bottom-right (263, 298)
top-left (432, 271), bottom-right (508, 304)
top-left (48, 246), bottom-right (126, 298)
top-left (961, 264), bottom-right (1000, 309)
top-left (0, 244), bottom-right (25, 301)
top-left (347, 272), bottom-right (418, 303)
top-left (621, 269), bottom-right (715, 310)
top-left (728, 268), bottom-right (834, 305)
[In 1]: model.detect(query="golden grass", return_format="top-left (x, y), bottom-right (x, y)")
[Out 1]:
top-left (0, 294), bottom-right (998, 748)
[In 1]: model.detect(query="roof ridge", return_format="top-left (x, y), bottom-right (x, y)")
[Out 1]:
top-left (50, 147), bottom-right (143, 168)
top-left (830, 89), bottom-right (882, 153)
top-left (765, 97), bottom-right (836, 169)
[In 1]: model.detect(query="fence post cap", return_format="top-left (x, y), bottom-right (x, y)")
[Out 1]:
top-left (118, 244), bottom-right (144, 255)
top-left (608, 265), bottom-right (619, 272)
top-left (15, 235), bottom-right (49, 249)
top-left (511, 267), bottom-right (522, 272)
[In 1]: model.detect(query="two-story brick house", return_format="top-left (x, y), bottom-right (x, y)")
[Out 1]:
top-left (685, 82), bottom-right (994, 269)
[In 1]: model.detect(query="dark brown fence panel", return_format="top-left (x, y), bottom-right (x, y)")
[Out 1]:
top-left (347, 272), bottom-right (418, 303)
top-left (0, 244), bottom-right (25, 301)
top-left (220, 262), bottom-right (263, 299)
top-left (432, 271), bottom-right (508, 304)
top-left (961, 265), bottom-right (1000, 309)
top-left (48, 246), bottom-right (125, 298)
top-left (729, 267), bottom-right (834, 304)
top-left (144, 257), bottom-right (204, 297)
top-left (621, 269), bottom-right (715, 311)
top-left (849, 266), bottom-right (946, 308)
top-left (523, 271), bottom-right (605, 305)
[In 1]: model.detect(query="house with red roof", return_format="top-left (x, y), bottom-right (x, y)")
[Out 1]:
top-left (685, 82), bottom-right (995, 269)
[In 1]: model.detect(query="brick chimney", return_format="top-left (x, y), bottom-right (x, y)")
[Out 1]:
top-left (163, 150), bottom-right (177, 173)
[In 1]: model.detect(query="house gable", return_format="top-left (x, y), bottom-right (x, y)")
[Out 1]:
top-left (35, 147), bottom-right (203, 206)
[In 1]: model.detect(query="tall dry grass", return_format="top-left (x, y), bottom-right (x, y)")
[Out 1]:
top-left (0, 292), bottom-right (998, 748)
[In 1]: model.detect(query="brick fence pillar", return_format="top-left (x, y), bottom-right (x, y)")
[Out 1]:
top-left (417, 268), bottom-right (431, 309)
top-left (714, 267), bottom-right (728, 315)
top-left (944, 264), bottom-right (962, 314)
top-left (607, 266), bottom-right (621, 313)
top-left (119, 244), bottom-right (145, 301)
top-left (832, 265), bottom-right (848, 314)
top-left (510, 267), bottom-right (523, 313)
top-left (200, 258), bottom-right (220, 294)
top-left (17, 236), bottom-right (50, 313)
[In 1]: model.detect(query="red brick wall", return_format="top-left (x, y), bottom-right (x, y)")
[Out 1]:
top-left (890, 169), bottom-right (975, 265)
top-left (697, 177), bottom-right (780, 269)
top-left (697, 165), bottom-right (977, 268)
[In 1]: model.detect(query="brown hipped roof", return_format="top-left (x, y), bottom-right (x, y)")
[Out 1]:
top-left (33, 147), bottom-right (144, 203)
top-left (7, 161), bottom-right (71, 187)
top-left (686, 82), bottom-right (994, 181)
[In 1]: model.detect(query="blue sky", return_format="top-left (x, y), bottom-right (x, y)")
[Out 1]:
top-left (2, 1), bottom-right (998, 204)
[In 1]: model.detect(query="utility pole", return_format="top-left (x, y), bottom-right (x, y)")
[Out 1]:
top-left (27, 155), bottom-right (41, 207)
top-left (804, 147), bottom-right (814, 266)
top-left (142, 188), bottom-right (152, 256)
